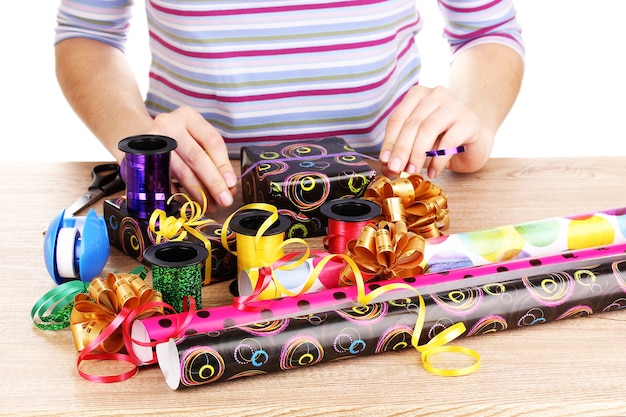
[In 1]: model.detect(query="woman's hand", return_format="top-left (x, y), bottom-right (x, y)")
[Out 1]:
top-left (147, 106), bottom-right (238, 213)
top-left (378, 84), bottom-right (490, 179)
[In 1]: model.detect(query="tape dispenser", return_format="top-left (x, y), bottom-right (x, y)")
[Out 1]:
top-left (44, 208), bottom-right (110, 284)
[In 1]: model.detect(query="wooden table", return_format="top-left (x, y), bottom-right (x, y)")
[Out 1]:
top-left (3, 157), bottom-right (626, 416)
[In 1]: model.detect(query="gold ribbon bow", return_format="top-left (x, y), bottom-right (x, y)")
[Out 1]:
top-left (149, 190), bottom-right (215, 284)
top-left (70, 272), bottom-right (164, 353)
top-left (364, 173), bottom-right (449, 239)
top-left (340, 220), bottom-right (425, 286)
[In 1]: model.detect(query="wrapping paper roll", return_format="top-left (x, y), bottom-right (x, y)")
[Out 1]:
top-left (235, 207), bottom-right (626, 300)
top-left (156, 254), bottom-right (626, 388)
top-left (423, 207), bottom-right (626, 273)
top-left (237, 252), bottom-right (346, 299)
top-left (131, 242), bottom-right (626, 363)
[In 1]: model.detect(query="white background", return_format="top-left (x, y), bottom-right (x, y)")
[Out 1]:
top-left (3, 1), bottom-right (625, 162)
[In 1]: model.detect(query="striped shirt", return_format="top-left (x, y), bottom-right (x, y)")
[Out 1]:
top-left (55, 0), bottom-right (524, 157)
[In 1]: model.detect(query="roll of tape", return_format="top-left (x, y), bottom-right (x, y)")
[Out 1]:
top-left (44, 208), bottom-right (110, 284)
top-left (55, 227), bottom-right (79, 279)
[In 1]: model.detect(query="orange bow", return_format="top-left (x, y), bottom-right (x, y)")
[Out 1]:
top-left (70, 272), bottom-right (164, 353)
top-left (339, 220), bottom-right (425, 286)
top-left (364, 173), bottom-right (449, 239)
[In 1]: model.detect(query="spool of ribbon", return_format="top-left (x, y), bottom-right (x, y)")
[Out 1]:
top-left (223, 204), bottom-right (298, 274)
top-left (144, 241), bottom-right (208, 313)
top-left (321, 197), bottom-right (382, 254)
top-left (118, 134), bottom-right (178, 219)
top-left (364, 173), bottom-right (449, 239)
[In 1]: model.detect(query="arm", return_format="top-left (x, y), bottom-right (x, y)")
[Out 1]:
top-left (55, 39), bottom-right (237, 210)
top-left (379, 0), bottom-right (524, 178)
top-left (55, 38), bottom-right (152, 163)
top-left (445, 42), bottom-right (524, 174)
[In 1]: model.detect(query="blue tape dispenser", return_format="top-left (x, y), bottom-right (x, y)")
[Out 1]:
top-left (43, 208), bottom-right (110, 284)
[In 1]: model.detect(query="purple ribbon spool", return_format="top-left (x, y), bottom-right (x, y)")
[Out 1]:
top-left (118, 134), bottom-right (178, 219)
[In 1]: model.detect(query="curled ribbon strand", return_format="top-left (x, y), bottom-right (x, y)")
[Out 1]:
top-left (337, 257), bottom-right (480, 377)
top-left (149, 189), bottom-right (216, 284)
top-left (69, 269), bottom-right (198, 383)
top-left (31, 281), bottom-right (88, 330)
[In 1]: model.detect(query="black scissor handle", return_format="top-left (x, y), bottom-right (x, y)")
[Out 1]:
top-left (90, 163), bottom-right (126, 195)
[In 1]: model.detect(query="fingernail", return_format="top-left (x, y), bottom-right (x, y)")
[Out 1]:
top-left (219, 190), bottom-right (234, 207)
top-left (379, 150), bottom-right (391, 163)
top-left (406, 163), bottom-right (416, 174)
top-left (428, 167), bottom-right (437, 178)
top-left (224, 172), bottom-right (238, 188)
top-left (388, 157), bottom-right (403, 172)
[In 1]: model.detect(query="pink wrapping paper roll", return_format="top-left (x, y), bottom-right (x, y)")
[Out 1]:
top-left (131, 242), bottom-right (626, 362)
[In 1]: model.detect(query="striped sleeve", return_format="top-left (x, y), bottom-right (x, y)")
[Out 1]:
top-left (55, 0), bottom-right (133, 52)
top-left (438, 0), bottom-right (525, 59)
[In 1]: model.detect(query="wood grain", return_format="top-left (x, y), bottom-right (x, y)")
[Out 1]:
top-left (3, 157), bottom-right (626, 417)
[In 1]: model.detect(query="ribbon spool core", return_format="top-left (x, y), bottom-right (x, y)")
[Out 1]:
top-left (229, 210), bottom-right (292, 237)
top-left (118, 134), bottom-right (178, 219)
top-left (144, 241), bottom-right (208, 268)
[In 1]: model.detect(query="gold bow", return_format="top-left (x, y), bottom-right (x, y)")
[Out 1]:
top-left (70, 272), bottom-right (164, 353)
top-left (364, 173), bottom-right (449, 239)
top-left (339, 220), bottom-right (425, 286)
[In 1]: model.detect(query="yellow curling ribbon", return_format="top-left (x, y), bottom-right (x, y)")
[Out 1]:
top-left (364, 173), bottom-right (449, 239)
top-left (149, 189), bottom-right (216, 284)
top-left (222, 203), bottom-right (310, 278)
top-left (263, 252), bottom-right (357, 300)
top-left (333, 254), bottom-right (480, 377)
top-left (70, 272), bottom-right (164, 353)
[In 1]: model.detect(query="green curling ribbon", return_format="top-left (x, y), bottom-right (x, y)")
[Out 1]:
top-left (31, 281), bottom-right (88, 330)
top-left (32, 266), bottom-right (148, 331)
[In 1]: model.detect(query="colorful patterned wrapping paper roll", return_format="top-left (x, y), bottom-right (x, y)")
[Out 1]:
top-left (155, 255), bottom-right (626, 388)
top-left (423, 207), bottom-right (626, 273)
top-left (234, 207), bottom-right (626, 300)
top-left (131, 243), bottom-right (626, 364)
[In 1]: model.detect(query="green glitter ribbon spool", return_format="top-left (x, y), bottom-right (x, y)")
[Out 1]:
top-left (144, 241), bottom-right (208, 313)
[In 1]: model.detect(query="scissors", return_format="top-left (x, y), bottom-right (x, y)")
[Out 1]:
top-left (65, 163), bottom-right (126, 216)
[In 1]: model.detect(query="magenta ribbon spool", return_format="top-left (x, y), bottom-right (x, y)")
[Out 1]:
top-left (118, 134), bottom-right (178, 219)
